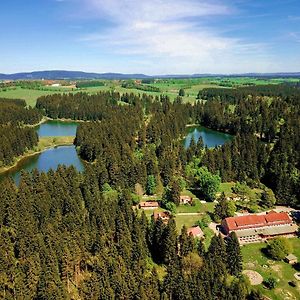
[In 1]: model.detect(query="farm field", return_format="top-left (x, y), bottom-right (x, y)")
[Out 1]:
top-left (241, 238), bottom-right (300, 300)
top-left (0, 87), bottom-right (66, 107)
top-left (1, 77), bottom-right (299, 107)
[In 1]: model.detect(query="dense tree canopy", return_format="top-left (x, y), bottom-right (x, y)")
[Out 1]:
top-left (35, 86), bottom-right (300, 205)
top-left (0, 98), bottom-right (40, 166)
top-left (0, 98), bottom-right (42, 125)
top-left (0, 167), bottom-right (247, 299)
top-left (2, 82), bottom-right (300, 298)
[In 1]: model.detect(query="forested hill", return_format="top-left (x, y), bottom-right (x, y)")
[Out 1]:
top-left (0, 83), bottom-right (299, 299)
top-left (0, 167), bottom-right (247, 299)
top-left (1, 70), bottom-right (299, 80)
top-left (36, 85), bottom-right (300, 206)
top-left (0, 71), bottom-right (151, 80)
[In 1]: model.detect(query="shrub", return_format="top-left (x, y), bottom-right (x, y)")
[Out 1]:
top-left (131, 193), bottom-right (141, 205)
top-left (165, 202), bottom-right (177, 214)
top-left (266, 237), bottom-right (292, 260)
top-left (197, 214), bottom-right (211, 229)
top-left (179, 88), bottom-right (185, 97)
top-left (264, 277), bottom-right (277, 289)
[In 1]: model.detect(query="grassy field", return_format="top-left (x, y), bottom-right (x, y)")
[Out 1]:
top-left (36, 136), bottom-right (74, 151)
top-left (0, 87), bottom-right (75, 107)
top-left (176, 200), bottom-right (215, 214)
top-left (242, 238), bottom-right (300, 300)
top-left (1, 77), bottom-right (298, 107)
top-left (175, 214), bottom-right (202, 231)
top-left (0, 78), bottom-right (228, 107)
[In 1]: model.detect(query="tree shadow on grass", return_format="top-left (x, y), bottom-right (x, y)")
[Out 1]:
top-left (293, 262), bottom-right (300, 271)
top-left (260, 244), bottom-right (271, 259)
top-left (188, 188), bottom-right (206, 200)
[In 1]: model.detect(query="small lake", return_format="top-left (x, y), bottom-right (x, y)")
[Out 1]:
top-left (37, 120), bottom-right (78, 137)
top-left (0, 146), bottom-right (85, 185)
top-left (0, 120), bottom-right (84, 184)
top-left (184, 126), bottom-right (233, 149)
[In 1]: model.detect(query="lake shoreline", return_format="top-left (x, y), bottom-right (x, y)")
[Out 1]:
top-left (0, 136), bottom-right (74, 175)
top-left (183, 124), bottom-right (234, 149)
top-left (47, 117), bottom-right (88, 123)
top-left (185, 123), bottom-right (233, 135)
top-left (26, 116), bottom-right (87, 129)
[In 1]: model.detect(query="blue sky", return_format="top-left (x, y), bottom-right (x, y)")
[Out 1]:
top-left (0, 0), bottom-right (300, 74)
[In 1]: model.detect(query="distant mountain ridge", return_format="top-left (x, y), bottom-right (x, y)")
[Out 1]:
top-left (0, 70), bottom-right (300, 80)
top-left (0, 71), bottom-right (151, 80)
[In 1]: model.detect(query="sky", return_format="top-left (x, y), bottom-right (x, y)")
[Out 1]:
top-left (0, 0), bottom-right (300, 74)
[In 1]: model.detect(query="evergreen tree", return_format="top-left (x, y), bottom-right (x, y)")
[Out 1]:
top-left (162, 218), bottom-right (178, 264)
top-left (179, 88), bottom-right (185, 97)
top-left (226, 232), bottom-right (243, 276)
top-left (146, 175), bottom-right (156, 195)
top-left (208, 235), bottom-right (227, 280)
top-left (179, 226), bottom-right (194, 257)
top-left (164, 180), bottom-right (181, 206)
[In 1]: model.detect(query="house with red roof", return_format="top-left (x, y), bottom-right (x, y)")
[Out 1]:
top-left (221, 211), bottom-right (298, 244)
top-left (187, 226), bottom-right (204, 239)
top-left (139, 201), bottom-right (159, 210)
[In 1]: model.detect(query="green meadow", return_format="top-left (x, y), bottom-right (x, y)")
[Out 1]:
top-left (241, 239), bottom-right (300, 300)
top-left (1, 77), bottom-right (299, 107)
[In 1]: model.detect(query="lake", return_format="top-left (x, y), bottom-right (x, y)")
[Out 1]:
top-left (1, 122), bottom-right (233, 184)
top-left (36, 120), bottom-right (78, 137)
top-left (0, 120), bottom-right (84, 184)
top-left (184, 126), bottom-right (233, 149)
top-left (0, 146), bottom-right (85, 185)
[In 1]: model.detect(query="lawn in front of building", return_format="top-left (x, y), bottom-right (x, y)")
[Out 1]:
top-left (241, 238), bottom-right (300, 300)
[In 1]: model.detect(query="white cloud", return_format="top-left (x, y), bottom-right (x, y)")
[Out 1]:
top-left (288, 15), bottom-right (300, 21)
top-left (288, 32), bottom-right (300, 43)
top-left (73, 0), bottom-right (297, 73)
top-left (84, 0), bottom-right (230, 22)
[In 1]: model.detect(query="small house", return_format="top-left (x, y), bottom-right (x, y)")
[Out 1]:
top-left (180, 195), bottom-right (193, 205)
top-left (285, 254), bottom-right (298, 265)
top-left (153, 211), bottom-right (170, 223)
top-left (187, 226), bottom-right (204, 239)
top-left (139, 201), bottom-right (159, 210)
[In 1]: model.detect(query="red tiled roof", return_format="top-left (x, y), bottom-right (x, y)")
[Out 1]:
top-left (187, 226), bottom-right (204, 238)
top-left (235, 215), bottom-right (265, 227)
top-left (225, 212), bottom-right (292, 231)
top-left (265, 212), bottom-right (291, 223)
